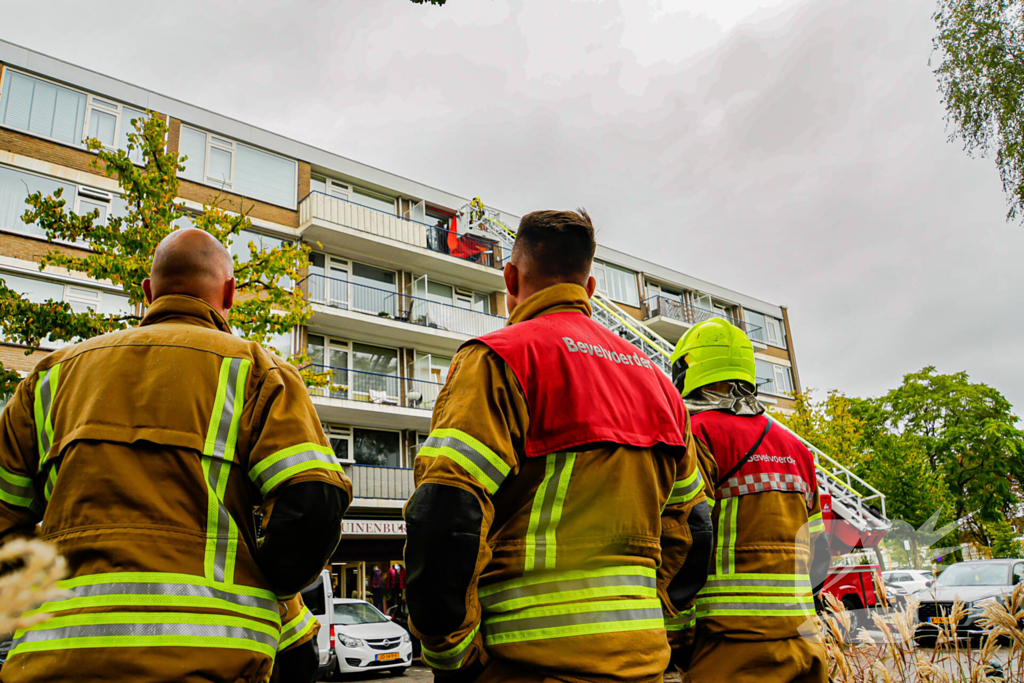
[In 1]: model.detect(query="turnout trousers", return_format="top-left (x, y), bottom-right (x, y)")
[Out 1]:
top-left (684, 635), bottom-right (827, 683)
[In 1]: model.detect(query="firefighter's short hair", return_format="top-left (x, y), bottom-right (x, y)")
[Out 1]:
top-left (513, 209), bottom-right (596, 285)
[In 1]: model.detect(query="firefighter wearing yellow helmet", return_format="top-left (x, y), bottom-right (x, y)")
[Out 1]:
top-left (668, 318), bottom-right (830, 683)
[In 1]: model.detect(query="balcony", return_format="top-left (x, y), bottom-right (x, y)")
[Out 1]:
top-left (299, 192), bottom-right (507, 291)
top-left (643, 295), bottom-right (764, 346)
top-left (306, 364), bottom-right (441, 431)
top-left (346, 464), bottom-right (415, 505)
top-left (300, 274), bottom-right (507, 353)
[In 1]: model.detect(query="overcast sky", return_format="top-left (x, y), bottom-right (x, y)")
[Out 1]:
top-left (3, 0), bottom-right (1022, 414)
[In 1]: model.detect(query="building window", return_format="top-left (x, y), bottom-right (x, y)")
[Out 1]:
top-left (765, 317), bottom-right (786, 348)
top-left (592, 261), bottom-right (639, 307)
top-left (0, 70), bottom-right (145, 163)
top-left (308, 335), bottom-right (399, 403)
top-left (310, 175), bottom-right (351, 200)
top-left (323, 424), bottom-right (353, 463)
top-left (0, 165), bottom-right (78, 240)
top-left (0, 70), bottom-right (87, 146)
top-left (0, 165), bottom-right (117, 244)
top-left (755, 359), bottom-right (795, 397)
top-left (744, 310), bottom-right (787, 349)
top-left (0, 271), bottom-right (131, 346)
top-left (353, 428), bottom-right (402, 467)
top-left (414, 352), bottom-right (452, 385)
top-left (352, 186), bottom-right (395, 215)
top-left (412, 276), bottom-right (491, 314)
top-left (86, 96), bottom-right (147, 164)
top-left (178, 125), bottom-right (297, 208)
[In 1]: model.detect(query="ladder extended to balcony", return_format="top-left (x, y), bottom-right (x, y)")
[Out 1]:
top-left (460, 198), bottom-right (892, 544)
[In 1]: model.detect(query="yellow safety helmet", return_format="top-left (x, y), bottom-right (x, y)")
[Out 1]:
top-left (670, 318), bottom-right (757, 398)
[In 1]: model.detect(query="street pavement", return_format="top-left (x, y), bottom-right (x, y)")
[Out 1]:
top-left (325, 664), bottom-right (684, 681)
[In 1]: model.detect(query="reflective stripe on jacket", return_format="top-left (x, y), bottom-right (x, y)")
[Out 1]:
top-left (0, 295), bottom-right (351, 683)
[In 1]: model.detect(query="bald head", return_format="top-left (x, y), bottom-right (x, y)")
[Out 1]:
top-left (143, 228), bottom-right (235, 318)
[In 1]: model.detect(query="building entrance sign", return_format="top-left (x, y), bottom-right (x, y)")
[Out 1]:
top-left (343, 519), bottom-right (407, 537)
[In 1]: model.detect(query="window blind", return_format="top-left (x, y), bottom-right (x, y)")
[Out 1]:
top-left (234, 144), bottom-right (296, 208)
top-left (178, 126), bottom-right (207, 182)
top-left (0, 72), bottom-right (85, 145)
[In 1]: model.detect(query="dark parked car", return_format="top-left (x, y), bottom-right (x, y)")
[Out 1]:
top-left (915, 559), bottom-right (1024, 647)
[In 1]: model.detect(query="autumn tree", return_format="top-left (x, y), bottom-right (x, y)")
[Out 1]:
top-left (0, 112), bottom-right (322, 394)
top-left (872, 367), bottom-right (1024, 545)
top-left (933, 0), bottom-right (1024, 221)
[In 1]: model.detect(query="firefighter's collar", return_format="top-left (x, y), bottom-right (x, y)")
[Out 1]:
top-left (141, 294), bottom-right (232, 333)
top-left (508, 283), bottom-right (592, 325)
top-left (685, 382), bottom-right (766, 416)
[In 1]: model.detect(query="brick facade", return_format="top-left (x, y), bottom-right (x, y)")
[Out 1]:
top-left (0, 128), bottom-right (110, 180)
top-left (0, 343), bottom-right (49, 374)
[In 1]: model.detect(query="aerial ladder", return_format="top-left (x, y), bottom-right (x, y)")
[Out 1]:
top-left (456, 198), bottom-right (892, 555)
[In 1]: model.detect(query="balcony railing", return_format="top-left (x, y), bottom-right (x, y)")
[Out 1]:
top-left (306, 364), bottom-right (444, 411)
top-left (346, 464), bottom-right (415, 501)
top-left (300, 274), bottom-right (507, 338)
top-left (643, 295), bottom-right (763, 342)
top-left (300, 191), bottom-right (508, 269)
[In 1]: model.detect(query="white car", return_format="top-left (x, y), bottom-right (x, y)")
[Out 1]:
top-left (327, 599), bottom-right (413, 677)
top-left (882, 569), bottom-right (934, 596)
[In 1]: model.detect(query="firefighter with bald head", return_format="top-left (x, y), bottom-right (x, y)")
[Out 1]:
top-left (404, 209), bottom-right (712, 683)
top-left (669, 318), bottom-right (830, 683)
top-left (0, 228), bottom-right (351, 683)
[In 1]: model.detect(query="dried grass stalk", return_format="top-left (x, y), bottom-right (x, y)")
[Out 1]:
top-left (0, 538), bottom-right (68, 634)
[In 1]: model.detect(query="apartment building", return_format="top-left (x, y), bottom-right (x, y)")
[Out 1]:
top-left (0, 39), bottom-right (801, 602)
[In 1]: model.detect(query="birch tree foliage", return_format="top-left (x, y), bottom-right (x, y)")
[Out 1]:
top-left (933, 0), bottom-right (1024, 221)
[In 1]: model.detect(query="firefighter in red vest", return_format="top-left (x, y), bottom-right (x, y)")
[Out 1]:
top-left (405, 209), bottom-right (712, 683)
top-left (669, 318), bottom-right (830, 683)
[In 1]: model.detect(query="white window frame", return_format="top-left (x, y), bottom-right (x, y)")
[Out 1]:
top-left (324, 423), bottom-right (405, 467)
top-left (63, 284), bottom-right (102, 312)
top-left (414, 351), bottom-right (453, 385)
top-left (308, 334), bottom-right (401, 402)
top-left (311, 174), bottom-right (352, 201)
top-left (591, 263), bottom-right (607, 295)
top-left (322, 424), bottom-right (354, 464)
top-left (75, 186), bottom-right (114, 227)
top-left (772, 363), bottom-right (794, 396)
top-left (765, 317), bottom-right (785, 347)
top-left (352, 185), bottom-right (397, 215)
top-left (204, 133), bottom-right (236, 189)
top-left (178, 124), bottom-right (298, 208)
top-left (0, 269), bottom-right (131, 347)
top-left (353, 425), bottom-right (405, 468)
top-left (83, 95), bottom-right (147, 165)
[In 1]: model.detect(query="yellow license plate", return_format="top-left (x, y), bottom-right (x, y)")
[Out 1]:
top-left (376, 652), bottom-right (401, 662)
top-left (929, 616), bottom-right (955, 625)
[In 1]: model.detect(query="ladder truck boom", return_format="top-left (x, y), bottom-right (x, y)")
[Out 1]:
top-left (456, 198), bottom-right (891, 551)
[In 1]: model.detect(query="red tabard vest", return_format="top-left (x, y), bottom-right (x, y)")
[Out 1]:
top-left (470, 311), bottom-right (688, 458)
top-left (691, 411), bottom-right (817, 508)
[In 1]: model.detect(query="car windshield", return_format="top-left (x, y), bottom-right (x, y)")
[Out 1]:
top-left (333, 602), bottom-right (387, 625)
top-left (936, 564), bottom-right (1009, 587)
